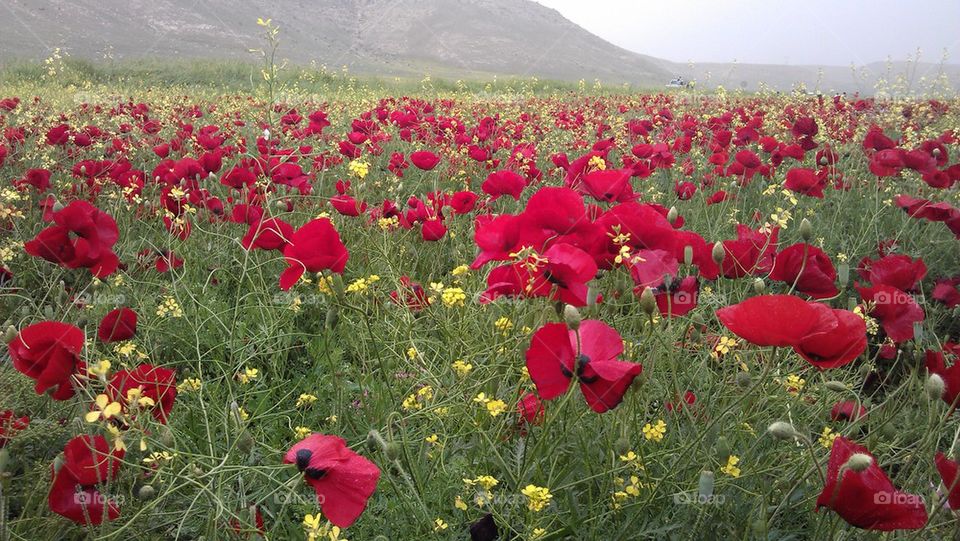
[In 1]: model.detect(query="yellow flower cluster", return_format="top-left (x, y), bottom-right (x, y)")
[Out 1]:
top-left (156, 296), bottom-right (183, 318)
top-left (720, 455), bottom-right (741, 477)
top-left (642, 420), bottom-right (667, 442)
top-left (441, 287), bottom-right (467, 307)
top-left (520, 484), bottom-right (553, 512)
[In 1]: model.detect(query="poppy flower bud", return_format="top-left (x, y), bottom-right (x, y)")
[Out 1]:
top-left (160, 427), bottom-right (176, 447)
top-left (752, 278), bottom-right (765, 294)
top-left (711, 243), bottom-right (725, 266)
top-left (275, 199), bottom-right (286, 209)
top-left (0, 449), bottom-right (8, 474)
top-left (563, 304), bottom-right (581, 330)
top-left (767, 421), bottom-right (799, 440)
top-left (714, 436), bottom-right (731, 458)
top-left (2, 325), bottom-right (16, 344)
top-left (927, 374), bottom-right (946, 401)
top-left (366, 430), bottom-right (388, 453)
top-left (639, 287), bottom-right (656, 317)
top-left (587, 285), bottom-right (598, 308)
top-left (799, 218), bottom-right (813, 242)
top-left (237, 430), bottom-right (254, 453)
top-left (667, 206), bottom-right (679, 223)
top-left (697, 470), bottom-right (715, 500)
top-left (735, 371), bottom-right (751, 388)
top-left (138, 485), bottom-right (156, 500)
top-left (325, 307), bottom-right (339, 329)
top-left (52, 200), bottom-right (64, 212)
top-left (842, 453), bottom-right (873, 472)
top-left (384, 442), bottom-right (401, 461)
top-left (823, 381), bottom-right (848, 392)
top-left (683, 245), bottom-right (694, 266)
top-left (43, 305), bottom-right (54, 319)
top-left (912, 322), bottom-right (923, 342)
top-left (53, 455), bottom-right (64, 474)
top-left (837, 263), bottom-right (849, 288)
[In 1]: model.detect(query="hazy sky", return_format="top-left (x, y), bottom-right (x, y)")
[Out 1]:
top-left (534, 0), bottom-right (960, 66)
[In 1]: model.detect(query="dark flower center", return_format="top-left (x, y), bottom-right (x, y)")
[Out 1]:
top-left (295, 449), bottom-right (312, 472)
top-left (305, 468), bottom-right (328, 480)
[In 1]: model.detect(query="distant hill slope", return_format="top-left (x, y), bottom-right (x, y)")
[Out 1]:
top-left (1, 0), bottom-right (956, 93)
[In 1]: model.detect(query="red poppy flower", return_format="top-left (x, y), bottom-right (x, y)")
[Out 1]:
top-left (935, 452), bottom-right (960, 510)
top-left (933, 275), bottom-right (960, 307)
top-left (241, 218), bottom-right (294, 251)
top-left (830, 401), bottom-right (867, 422)
top-left (24, 201), bottom-right (120, 278)
top-left (517, 392), bottom-right (545, 428)
top-left (410, 150), bottom-right (441, 171)
top-left (719, 225), bottom-right (778, 278)
top-left (482, 170), bottom-right (527, 201)
top-left (769, 243), bottom-right (838, 299)
top-left (784, 168), bottom-right (826, 198)
top-left (0, 410), bottom-right (29, 447)
top-left (579, 169), bottom-right (635, 203)
top-left (525, 320), bottom-right (642, 413)
top-left (482, 243), bottom-right (597, 306)
top-left (108, 364), bottom-right (177, 423)
top-left (421, 217), bottom-right (447, 241)
top-left (283, 434), bottom-right (380, 528)
top-left (717, 295), bottom-right (865, 369)
top-left (48, 435), bottom-right (124, 525)
top-left (97, 308), bottom-right (138, 343)
top-left (856, 254), bottom-right (927, 291)
top-left (816, 437), bottom-right (927, 531)
top-left (390, 276), bottom-right (430, 311)
top-left (8, 321), bottom-right (85, 400)
top-left (855, 284), bottom-right (924, 342)
top-left (794, 303), bottom-right (867, 369)
top-left (279, 219), bottom-right (348, 291)
top-left (653, 276), bottom-right (699, 317)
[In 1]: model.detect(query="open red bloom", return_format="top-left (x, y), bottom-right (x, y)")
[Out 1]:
top-left (97, 307), bottom-right (138, 343)
top-left (856, 254), bottom-right (926, 291)
top-left (283, 434), bottom-right (380, 528)
top-left (784, 168), bottom-right (826, 198)
top-left (769, 243), bottom-right (838, 299)
top-left (719, 225), bottom-right (778, 278)
top-left (933, 275), bottom-right (960, 307)
top-left (935, 452), bottom-right (960, 510)
top-left (241, 218), bottom-right (294, 251)
top-left (108, 364), bottom-right (177, 423)
top-left (24, 201), bottom-right (120, 278)
top-left (517, 392), bottom-right (545, 429)
top-left (48, 435), bottom-right (124, 525)
top-left (482, 170), bottom-right (527, 201)
top-left (831, 401), bottom-right (867, 422)
top-left (652, 276), bottom-right (699, 317)
top-left (0, 410), bottom-right (29, 447)
top-left (279, 219), bottom-right (348, 291)
top-left (409, 150), bottom-right (441, 171)
top-left (482, 243), bottom-right (597, 306)
top-left (816, 437), bottom-right (927, 531)
top-left (856, 284), bottom-right (924, 343)
top-left (390, 276), bottom-right (430, 311)
top-left (525, 320), bottom-right (642, 413)
top-left (8, 321), bottom-right (85, 400)
top-left (717, 295), bottom-right (865, 369)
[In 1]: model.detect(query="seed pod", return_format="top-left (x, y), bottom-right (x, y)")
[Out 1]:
top-left (714, 436), bottom-right (731, 458)
top-left (837, 263), bottom-right (849, 288)
top-left (2, 325), bottom-right (16, 344)
top-left (237, 430), bottom-right (254, 453)
top-left (735, 371), bottom-right (752, 388)
top-left (752, 278), bottom-right (765, 294)
top-left (683, 245), bottom-right (694, 266)
top-left (385, 442), bottom-right (401, 461)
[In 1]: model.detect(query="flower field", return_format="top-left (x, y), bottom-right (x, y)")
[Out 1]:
top-left (0, 66), bottom-right (959, 540)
